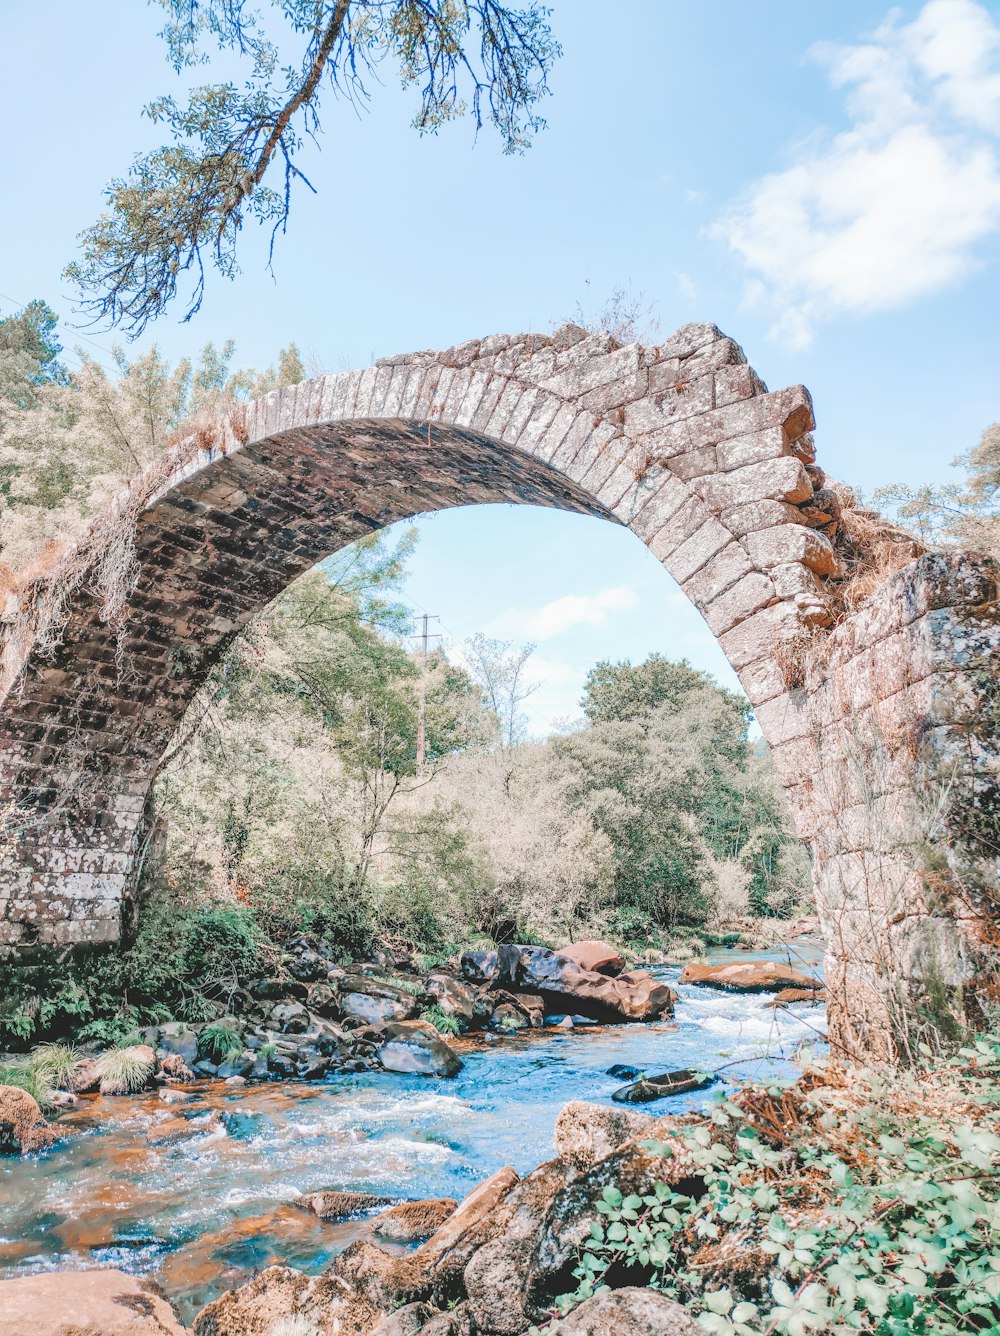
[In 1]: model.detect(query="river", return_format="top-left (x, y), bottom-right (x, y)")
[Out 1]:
top-left (0, 942), bottom-right (825, 1324)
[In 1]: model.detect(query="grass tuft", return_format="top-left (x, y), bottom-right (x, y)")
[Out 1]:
top-left (96, 1045), bottom-right (155, 1095)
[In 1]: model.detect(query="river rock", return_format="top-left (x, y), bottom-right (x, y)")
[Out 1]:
top-left (460, 949), bottom-right (499, 985)
top-left (0, 1269), bottom-right (188, 1336)
top-left (70, 1057), bottom-right (101, 1093)
top-left (331, 1240), bottom-right (431, 1309)
top-left (305, 1189), bottom-right (393, 1220)
top-left (464, 945), bottom-right (675, 1023)
top-left (286, 946), bottom-right (327, 982)
top-left (530, 1139), bottom-right (697, 1293)
top-left (556, 939), bottom-right (625, 975)
top-left (547, 1287), bottom-right (704, 1334)
top-left (766, 986), bottom-right (827, 1007)
top-left (192, 1263), bottom-right (380, 1336)
top-left (250, 976), bottom-right (308, 1002)
top-left (411, 1165), bottom-right (519, 1284)
top-left (267, 1001), bottom-right (310, 1033)
top-left (216, 1051), bottom-right (255, 1080)
top-left (0, 1085), bottom-right (57, 1154)
top-left (372, 1302), bottom-right (473, 1335)
top-left (611, 1069), bottom-right (718, 1104)
top-left (341, 990), bottom-right (416, 1025)
top-left (424, 974), bottom-right (483, 1029)
top-left (374, 1198), bottom-right (458, 1242)
top-left (554, 1100), bottom-right (654, 1170)
top-left (461, 1158), bottom-right (577, 1333)
top-left (679, 959), bottom-right (822, 993)
top-left (606, 1063), bottom-right (641, 1080)
top-left (156, 1020), bottom-right (200, 1066)
top-left (377, 1022), bottom-right (462, 1078)
top-left (306, 981), bottom-right (340, 1017)
top-left (159, 1053), bottom-right (196, 1082)
top-left (159, 1086), bottom-right (197, 1105)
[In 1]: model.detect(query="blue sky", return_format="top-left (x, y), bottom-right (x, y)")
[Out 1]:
top-left (2, 0), bottom-right (999, 729)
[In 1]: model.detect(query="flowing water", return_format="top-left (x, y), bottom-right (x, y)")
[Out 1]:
top-left (0, 943), bottom-right (825, 1323)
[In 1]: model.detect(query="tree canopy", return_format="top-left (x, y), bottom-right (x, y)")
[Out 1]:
top-left (66, 1), bottom-right (561, 334)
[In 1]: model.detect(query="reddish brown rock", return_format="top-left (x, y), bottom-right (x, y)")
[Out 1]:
top-left (556, 939), bottom-right (625, 975)
top-left (374, 1197), bottom-right (457, 1242)
top-left (304, 1189), bottom-right (392, 1220)
top-left (553, 1100), bottom-right (654, 1170)
top-left (679, 959), bottom-right (822, 994)
top-left (193, 1264), bottom-right (378, 1335)
top-left (0, 1085), bottom-right (56, 1154)
top-left (0, 1269), bottom-right (187, 1336)
top-left (765, 986), bottom-right (827, 1007)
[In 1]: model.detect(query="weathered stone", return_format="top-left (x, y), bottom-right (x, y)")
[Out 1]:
top-left (553, 1100), bottom-right (654, 1170)
top-left (555, 939), bottom-right (625, 975)
top-left (374, 1197), bottom-right (458, 1242)
top-left (611, 1069), bottom-right (718, 1103)
top-left (0, 1269), bottom-right (188, 1336)
top-left (304, 1189), bottom-right (393, 1220)
top-left (679, 960), bottom-right (822, 993)
top-left (377, 1022), bottom-right (463, 1078)
top-left (0, 1085), bottom-right (57, 1154)
top-left (546, 1287), bottom-right (704, 1335)
top-left (192, 1264), bottom-right (379, 1336)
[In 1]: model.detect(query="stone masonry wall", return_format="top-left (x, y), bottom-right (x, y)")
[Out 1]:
top-left (1, 321), bottom-right (997, 1058)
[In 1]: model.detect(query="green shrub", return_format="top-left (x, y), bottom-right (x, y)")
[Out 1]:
top-left (96, 1045), bottom-right (156, 1095)
top-left (0, 1061), bottom-right (54, 1111)
top-left (547, 1034), bottom-right (1000, 1336)
top-left (26, 1043), bottom-right (80, 1091)
top-left (198, 1020), bottom-right (244, 1065)
top-left (421, 1005), bottom-right (460, 1036)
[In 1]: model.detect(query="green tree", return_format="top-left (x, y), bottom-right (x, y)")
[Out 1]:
top-left (0, 300), bottom-right (67, 407)
top-left (559, 656), bottom-right (806, 931)
top-left (581, 653), bottom-right (751, 730)
top-left (875, 422), bottom-right (1000, 561)
top-left (67, 1), bottom-right (561, 333)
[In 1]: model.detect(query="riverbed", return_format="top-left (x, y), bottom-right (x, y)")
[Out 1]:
top-left (0, 943), bottom-right (825, 1323)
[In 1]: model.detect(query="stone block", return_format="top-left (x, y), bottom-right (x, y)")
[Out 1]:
top-left (681, 539), bottom-right (755, 610)
top-left (716, 426), bottom-right (789, 472)
top-left (701, 571), bottom-right (777, 636)
top-left (697, 456), bottom-right (814, 513)
top-left (540, 344), bottom-right (642, 400)
top-left (666, 517), bottom-right (732, 585)
top-left (746, 525), bottom-right (843, 577)
top-left (715, 363), bottom-right (766, 406)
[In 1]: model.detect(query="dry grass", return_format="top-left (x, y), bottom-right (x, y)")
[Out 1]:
top-left (832, 503), bottom-right (926, 615)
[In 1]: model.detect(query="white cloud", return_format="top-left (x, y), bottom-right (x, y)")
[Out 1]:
top-left (711, 0), bottom-right (1000, 346)
top-left (498, 585), bottom-right (640, 640)
top-left (676, 271), bottom-right (698, 300)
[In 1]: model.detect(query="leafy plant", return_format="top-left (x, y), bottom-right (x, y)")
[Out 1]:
top-left (421, 1005), bottom-right (461, 1037)
top-left (198, 1020), bottom-right (244, 1066)
top-left (547, 1033), bottom-right (1000, 1335)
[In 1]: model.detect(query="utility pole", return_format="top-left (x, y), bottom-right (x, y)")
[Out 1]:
top-left (413, 613), bottom-right (440, 773)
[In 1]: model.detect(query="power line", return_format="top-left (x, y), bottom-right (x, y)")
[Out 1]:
top-left (0, 285), bottom-right (119, 375)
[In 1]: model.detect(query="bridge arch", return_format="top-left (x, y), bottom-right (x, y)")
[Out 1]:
top-left (2, 321), bottom-right (997, 1059)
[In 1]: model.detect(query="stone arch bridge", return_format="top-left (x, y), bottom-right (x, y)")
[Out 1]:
top-left (1, 322), bottom-right (997, 1059)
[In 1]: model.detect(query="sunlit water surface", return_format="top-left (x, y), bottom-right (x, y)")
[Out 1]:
top-left (0, 944), bottom-right (825, 1322)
